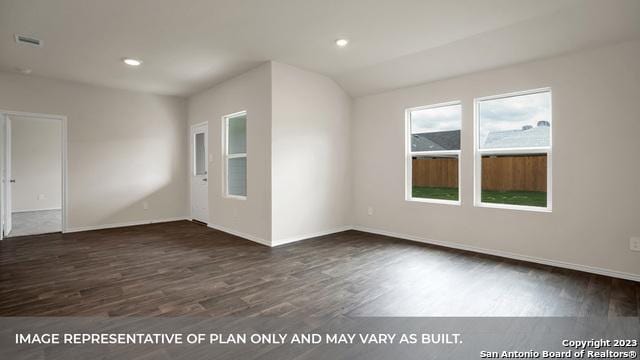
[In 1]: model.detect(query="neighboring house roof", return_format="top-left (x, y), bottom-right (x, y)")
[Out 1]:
top-left (483, 121), bottom-right (550, 148)
top-left (412, 130), bottom-right (460, 151)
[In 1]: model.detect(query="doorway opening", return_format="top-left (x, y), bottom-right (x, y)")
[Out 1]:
top-left (0, 111), bottom-right (67, 239)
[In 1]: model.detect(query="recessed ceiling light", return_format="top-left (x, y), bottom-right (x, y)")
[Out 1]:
top-left (123, 58), bottom-right (143, 66)
top-left (15, 67), bottom-right (32, 75)
top-left (335, 38), bottom-right (349, 47)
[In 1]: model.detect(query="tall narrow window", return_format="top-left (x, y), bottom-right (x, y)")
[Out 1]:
top-left (194, 132), bottom-right (206, 175)
top-left (475, 89), bottom-right (551, 210)
top-left (406, 102), bottom-right (461, 204)
top-left (224, 111), bottom-right (247, 198)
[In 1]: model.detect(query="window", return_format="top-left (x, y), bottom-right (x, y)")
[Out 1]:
top-left (406, 102), bottom-right (461, 204)
top-left (475, 88), bottom-right (551, 211)
top-left (224, 111), bottom-right (247, 198)
top-left (194, 132), bottom-right (206, 175)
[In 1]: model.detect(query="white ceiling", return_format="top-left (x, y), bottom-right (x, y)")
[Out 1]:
top-left (1, 0), bottom-right (639, 98)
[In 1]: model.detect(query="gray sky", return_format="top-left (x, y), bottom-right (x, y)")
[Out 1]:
top-left (410, 92), bottom-right (551, 146)
top-left (478, 91), bottom-right (551, 145)
top-left (410, 104), bottom-right (461, 133)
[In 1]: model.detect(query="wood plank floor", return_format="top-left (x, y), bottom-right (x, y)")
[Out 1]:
top-left (0, 221), bottom-right (638, 317)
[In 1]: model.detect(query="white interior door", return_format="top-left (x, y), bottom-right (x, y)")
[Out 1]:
top-left (190, 124), bottom-right (209, 223)
top-left (3, 117), bottom-right (12, 235)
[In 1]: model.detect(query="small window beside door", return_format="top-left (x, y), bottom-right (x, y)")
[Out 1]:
top-left (194, 132), bottom-right (206, 175)
top-left (224, 111), bottom-right (247, 199)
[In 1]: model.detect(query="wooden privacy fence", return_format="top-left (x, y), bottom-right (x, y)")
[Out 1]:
top-left (412, 154), bottom-right (547, 192)
top-left (412, 157), bottom-right (458, 188)
top-left (481, 154), bottom-right (547, 192)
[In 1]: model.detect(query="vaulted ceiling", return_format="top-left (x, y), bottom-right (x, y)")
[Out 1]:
top-left (1, 0), bottom-right (639, 97)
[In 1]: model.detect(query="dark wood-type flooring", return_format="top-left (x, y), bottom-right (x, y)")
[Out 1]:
top-left (0, 221), bottom-right (638, 317)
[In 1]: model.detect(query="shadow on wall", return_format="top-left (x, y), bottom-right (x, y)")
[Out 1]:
top-left (71, 182), bottom-right (183, 229)
top-left (68, 136), bottom-right (186, 229)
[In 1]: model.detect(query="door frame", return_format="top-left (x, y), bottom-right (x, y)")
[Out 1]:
top-left (189, 121), bottom-right (209, 224)
top-left (0, 110), bottom-right (68, 239)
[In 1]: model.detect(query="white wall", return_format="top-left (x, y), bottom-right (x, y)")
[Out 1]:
top-left (352, 40), bottom-right (640, 277)
top-left (271, 62), bottom-right (352, 244)
top-left (0, 72), bottom-right (188, 230)
top-left (0, 117), bottom-right (4, 225)
top-left (188, 63), bottom-right (272, 243)
top-left (187, 62), bottom-right (351, 245)
top-left (10, 116), bottom-right (62, 212)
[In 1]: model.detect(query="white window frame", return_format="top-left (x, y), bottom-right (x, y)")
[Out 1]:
top-left (405, 101), bottom-right (462, 206)
top-left (473, 87), bottom-right (552, 212)
top-left (223, 110), bottom-right (247, 200)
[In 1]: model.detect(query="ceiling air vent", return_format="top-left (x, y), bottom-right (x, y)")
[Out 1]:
top-left (14, 34), bottom-right (42, 47)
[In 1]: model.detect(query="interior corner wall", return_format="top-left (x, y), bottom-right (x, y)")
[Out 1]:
top-left (187, 63), bottom-right (272, 243)
top-left (270, 62), bottom-right (352, 245)
top-left (0, 72), bottom-right (189, 230)
top-left (10, 116), bottom-right (62, 212)
top-left (351, 40), bottom-right (640, 277)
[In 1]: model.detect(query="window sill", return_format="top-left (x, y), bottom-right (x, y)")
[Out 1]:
top-left (225, 195), bottom-right (247, 201)
top-left (475, 202), bottom-right (551, 213)
top-left (406, 198), bottom-right (461, 206)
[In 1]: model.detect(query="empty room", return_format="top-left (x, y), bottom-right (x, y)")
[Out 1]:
top-left (0, 0), bottom-right (639, 359)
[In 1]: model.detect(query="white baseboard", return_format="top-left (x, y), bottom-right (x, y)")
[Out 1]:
top-left (65, 217), bottom-right (188, 233)
top-left (352, 225), bottom-right (640, 282)
top-left (206, 223), bottom-right (270, 246)
top-left (13, 207), bottom-right (61, 213)
top-left (271, 226), bottom-right (352, 247)
top-left (204, 224), bottom-right (351, 247)
top-left (62, 216), bottom-right (640, 282)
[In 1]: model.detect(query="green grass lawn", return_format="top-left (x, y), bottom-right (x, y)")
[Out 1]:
top-left (412, 186), bottom-right (459, 201)
top-left (481, 189), bottom-right (547, 207)
top-left (412, 186), bottom-right (547, 207)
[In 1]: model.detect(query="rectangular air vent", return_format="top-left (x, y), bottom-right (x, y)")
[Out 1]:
top-left (15, 34), bottom-right (42, 47)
